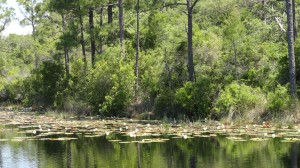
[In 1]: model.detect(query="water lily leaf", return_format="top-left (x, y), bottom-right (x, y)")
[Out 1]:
top-left (233, 139), bottom-right (247, 142)
top-left (108, 140), bottom-right (121, 142)
top-left (84, 135), bottom-right (103, 138)
top-left (11, 139), bottom-right (24, 142)
top-left (0, 139), bottom-right (9, 141)
top-left (250, 138), bottom-right (269, 141)
top-left (171, 136), bottom-right (182, 139)
top-left (48, 137), bottom-right (77, 141)
top-left (226, 137), bottom-right (244, 140)
top-left (119, 141), bottom-right (131, 144)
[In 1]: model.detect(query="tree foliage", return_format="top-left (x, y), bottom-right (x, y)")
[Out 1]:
top-left (0, 0), bottom-right (299, 120)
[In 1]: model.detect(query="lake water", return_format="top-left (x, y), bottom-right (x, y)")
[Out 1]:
top-left (0, 128), bottom-right (298, 168)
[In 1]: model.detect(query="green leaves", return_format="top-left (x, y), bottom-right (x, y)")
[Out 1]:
top-left (99, 63), bottom-right (135, 116)
top-left (0, 0), bottom-right (14, 34)
top-left (267, 85), bottom-right (292, 115)
top-left (214, 82), bottom-right (266, 120)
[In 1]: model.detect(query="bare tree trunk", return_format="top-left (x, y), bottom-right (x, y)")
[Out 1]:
top-left (286, 0), bottom-right (297, 97)
top-left (30, 6), bottom-right (39, 69)
top-left (108, 5), bottom-right (113, 24)
top-left (99, 7), bottom-right (103, 54)
top-left (31, 19), bottom-right (36, 40)
top-left (89, 7), bottom-right (96, 67)
top-left (108, 4), bottom-right (113, 43)
top-left (233, 40), bottom-right (238, 81)
top-left (79, 5), bottom-right (87, 71)
top-left (187, 0), bottom-right (195, 82)
top-left (135, 0), bottom-right (140, 96)
top-left (164, 47), bottom-right (172, 87)
top-left (118, 0), bottom-right (125, 59)
top-left (30, 4), bottom-right (36, 40)
top-left (292, 0), bottom-right (297, 40)
top-left (262, 0), bottom-right (266, 22)
top-left (62, 14), bottom-right (70, 80)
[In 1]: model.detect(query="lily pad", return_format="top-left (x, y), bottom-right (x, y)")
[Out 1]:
top-left (119, 141), bottom-right (131, 144)
top-left (108, 140), bottom-right (122, 142)
top-left (250, 138), bottom-right (269, 141)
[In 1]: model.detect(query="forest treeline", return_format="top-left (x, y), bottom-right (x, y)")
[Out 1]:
top-left (0, 0), bottom-right (299, 121)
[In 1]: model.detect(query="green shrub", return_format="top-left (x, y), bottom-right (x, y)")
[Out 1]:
top-left (175, 77), bottom-right (215, 119)
top-left (267, 85), bottom-right (292, 115)
top-left (2, 80), bottom-right (24, 103)
top-left (22, 60), bottom-right (65, 107)
top-left (87, 61), bottom-right (114, 114)
top-left (99, 63), bottom-right (135, 116)
top-left (154, 89), bottom-right (177, 118)
top-left (140, 49), bottom-right (163, 106)
top-left (214, 82), bottom-right (266, 119)
top-left (154, 77), bottom-right (215, 120)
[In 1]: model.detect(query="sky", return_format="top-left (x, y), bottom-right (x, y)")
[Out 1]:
top-left (2, 0), bottom-right (32, 36)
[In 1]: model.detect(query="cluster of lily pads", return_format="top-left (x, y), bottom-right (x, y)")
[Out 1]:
top-left (0, 111), bottom-right (300, 143)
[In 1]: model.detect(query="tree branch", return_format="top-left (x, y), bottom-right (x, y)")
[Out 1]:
top-left (163, 2), bottom-right (187, 9)
top-left (19, 7), bottom-right (32, 22)
top-left (191, 0), bottom-right (200, 9)
top-left (0, 22), bottom-right (6, 33)
top-left (274, 16), bottom-right (286, 32)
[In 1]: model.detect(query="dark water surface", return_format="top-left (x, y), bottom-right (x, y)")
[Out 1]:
top-left (0, 129), bottom-right (298, 168)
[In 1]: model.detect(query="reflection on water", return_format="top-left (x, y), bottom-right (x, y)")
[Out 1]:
top-left (291, 143), bottom-right (298, 168)
top-left (0, 129), bottom-right (298, 168)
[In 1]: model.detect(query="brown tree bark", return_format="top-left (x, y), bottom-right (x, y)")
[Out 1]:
top-left (78, 5), bottom-right (87, 71)
top-left (187, 0), bottom-right (196, 82)
top-left (262, 0), bottom-right (266, 22)
top-left (108, 5), bottom-right (113, 24)
top-left (61, 13), bottom-right (70, 80)
top-left (286, 0), bottom-right (297, 97)
top-left (89, 7), bottom-right (96, 67)
top-left (135, 0), bottom-right (140, 96)
top-left (118, 0), bottom-right (125, 59)
top-left (108, 4), bottom-right (114, 43)
top-left (292, 0), bottom-right (297, 40)
top-left (99, 7), bottom-right (103, 54)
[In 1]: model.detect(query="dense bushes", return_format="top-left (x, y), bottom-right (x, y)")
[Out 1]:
top-left (17, 51), bottom-right (135, 117)
top-left (175, 78), bottom-right (215, 119)
top-left (154, 77), bottom-right (215, 120)
top-left (266, 85), bottom-right (292, 116)
top-left (98, 63), bottom-right (135, 116)
top-left (214, 82), bottom-right (266, 120)
top-left (22, 60), bottom-right (65, 107)
top-left (0, 0), bottom-right (299, 122)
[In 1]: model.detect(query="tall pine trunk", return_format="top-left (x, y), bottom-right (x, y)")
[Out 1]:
top-left (62, 13), bottom-right (70, 80)
top-left (99, 7), bottom-right (103, 54)
top-left (187, 0), bottom-right (195, 82)
top-left (292, 0), bottom-right (297, 40)
top-left (79, 5), bottom-right (87, 71)
top-left (108, 5), bottom-right (113, 24)
top-left (89, 7), bottom-right (96, 67)
top-left (286, 0), bottom-right (297, 97)
top-left (135, 0), bottom-right (140, 96)
top-left (118, 0), bottom-right (125, 59)
top-left (262, 0), bottom-right (266, 22)
top-left (108, 4), bottom-right (113, 43)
